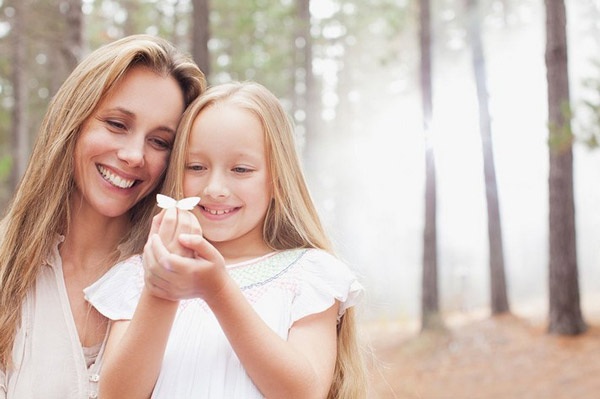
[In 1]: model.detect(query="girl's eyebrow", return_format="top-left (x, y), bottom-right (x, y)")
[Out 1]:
top-left (186, 150), bottom-right (203, 157)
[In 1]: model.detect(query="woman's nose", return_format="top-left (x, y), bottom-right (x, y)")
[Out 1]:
top-left (117, 136), bottom-right (145, 167)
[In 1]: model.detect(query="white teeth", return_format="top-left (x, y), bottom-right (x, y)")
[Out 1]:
top-left (97, 165), bottom-right (136, 189)
top-left (205, 207), bottom-right (232, 215)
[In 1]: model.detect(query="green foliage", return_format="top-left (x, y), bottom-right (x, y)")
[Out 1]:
top-left (577, 62), bottom-right (600, 150)
top-left (0, 154), bottom-right (11, 183)
top-left (210, 0), bottom-right (297, 99)
top-left (547, 101), bottom-right (574, 152)
top-left (0, 2), bottom-right (11, 150)
top-left (0, 0), bottom-right (415, 163)
top-left (85, 0), bottom-right (189, 50)
top-left (317, 0), bottom-right (411, 67)
top-left (0, 76), bottom-right (9, 149)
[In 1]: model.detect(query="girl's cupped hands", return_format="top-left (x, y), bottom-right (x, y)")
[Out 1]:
top-left (142, 209), bottom-right (229, 302)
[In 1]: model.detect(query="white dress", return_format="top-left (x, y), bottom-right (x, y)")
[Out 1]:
top-left (1, 237), bottom-right (105, 399)
top-left (85, 248), bottom-right (363, 398)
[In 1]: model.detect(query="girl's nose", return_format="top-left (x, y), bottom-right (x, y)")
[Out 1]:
top-left (203, 172), bottom-right (230, 198)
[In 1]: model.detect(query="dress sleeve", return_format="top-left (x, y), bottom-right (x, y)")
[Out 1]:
top-left (291, 249), bottom-right (364, 324)
top-left (84, 255), bottom-right (144, 321)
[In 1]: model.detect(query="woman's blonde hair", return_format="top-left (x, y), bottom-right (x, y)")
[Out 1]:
top-left (163, 81), bottom-right (368, 398)
top-left (0, 34), bottom-right (206, 366)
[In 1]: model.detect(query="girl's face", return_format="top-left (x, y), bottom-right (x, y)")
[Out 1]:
top-left (183, 103), bottom-right (273, 258)
top-left (73, 66), bottom-right (184, 220)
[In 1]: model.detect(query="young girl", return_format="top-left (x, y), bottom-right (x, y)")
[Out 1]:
top-left (0, 35), bottom-right (205, 398)
top-left (89, 82), bottom-right (368, 398)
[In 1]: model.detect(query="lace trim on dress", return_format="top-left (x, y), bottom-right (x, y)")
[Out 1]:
top-left (0, 368), bottom-right (6, 396)
top-left (228, 249), bottom-right (308, 290)
top-left (82, 342), bottom-right (102, 368)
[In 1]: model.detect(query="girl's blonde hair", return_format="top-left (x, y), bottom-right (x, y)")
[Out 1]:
top-left (0, 34), bottom-right (206, 367)
top-left (163, 81), bottom-right (368, 398)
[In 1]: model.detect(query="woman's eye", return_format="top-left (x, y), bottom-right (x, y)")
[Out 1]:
top-left (106, 120), bottom-right (127, 130)
top-left (149, 137), bottom-right (172, 150)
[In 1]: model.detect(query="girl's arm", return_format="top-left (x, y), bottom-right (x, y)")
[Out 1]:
top-left (99, 290), bottom-right (178, 399)
top-left (148, 233), bottom-right (339, 398)
top-left (99, 208), bottom-right (201, 399)
top-left (209, 275), bottom-right (339, 399)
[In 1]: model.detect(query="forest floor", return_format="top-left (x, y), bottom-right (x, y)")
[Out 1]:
top-left (366, 310), bottom-right (600, 399)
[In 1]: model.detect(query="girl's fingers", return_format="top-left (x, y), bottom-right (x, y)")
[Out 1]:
top-left (157, 209), bottom-right (200, 256)
top-left (149, 209), bottom-right (166, 236)
top-left (144, 235), bottom-right (174, 286)
top-left (144, 229), bottom-right (218, 301)
top-left (157, 207), bottom-right (178, 246)
top-left (179, 234), bottom-right (223, 263)
top-left (178, 211), bottom-right (202, 236)
top-left (151, 234), bottom-right (175, 272)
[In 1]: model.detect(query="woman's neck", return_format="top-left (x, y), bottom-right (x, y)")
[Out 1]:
top-left (60, 202), bottom-right (130, 272)
top-left (59, 202), bottom-right (126, 348)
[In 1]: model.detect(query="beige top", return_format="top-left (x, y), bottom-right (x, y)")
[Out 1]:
top-left (0, 237), bottom-right (106, 399)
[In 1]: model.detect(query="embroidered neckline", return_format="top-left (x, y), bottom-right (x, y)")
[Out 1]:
top-left (228, 248), bottom-right (308, 290)
top-left (225, 251), bottom-right (280, 270)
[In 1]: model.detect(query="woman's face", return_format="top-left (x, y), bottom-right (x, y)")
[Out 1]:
top-left (73, 66), bottom-right (185, 219)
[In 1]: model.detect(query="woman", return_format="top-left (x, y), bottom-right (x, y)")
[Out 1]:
top-left (0, 34), bottom-right (205, 398)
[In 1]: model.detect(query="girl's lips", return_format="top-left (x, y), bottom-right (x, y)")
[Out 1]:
top-left (97, 165), bottom-right (139, 189)
top-left (200, 205), bottom-right (239, 216)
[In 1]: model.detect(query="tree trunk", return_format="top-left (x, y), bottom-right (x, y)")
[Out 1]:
top-left (10, 0), bottom-right (29, 190)
top-left (192, 0), bottom-right (211, 81)
top-left (296, 0), bottom-right (320, 177)
top-left (545, 0), bottom-right (586, 335)
top-left (122, 0), bottom-right (140, 38)
top-left (465, 0), bottom-right (509, 315)
top-left (61, 0), bottom-right (84, 69)
top-left (170, 0), bottom-right (183, 47)
top-left (419, 0), bottom-right (443, 331)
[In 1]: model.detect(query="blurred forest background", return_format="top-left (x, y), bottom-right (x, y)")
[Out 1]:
top-left (0, 0), bottom-right (599, 336)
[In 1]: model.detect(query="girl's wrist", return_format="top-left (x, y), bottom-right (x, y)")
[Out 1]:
top-left (142, 284), bottom-right (181, 306)
top-left (203, 273), bottom-right (236, 309)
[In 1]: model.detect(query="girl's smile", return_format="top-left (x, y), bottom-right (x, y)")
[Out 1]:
top-left (183, 104), bottom-right (272, 257)
top-left (199, 204), bottom-right (239, 217)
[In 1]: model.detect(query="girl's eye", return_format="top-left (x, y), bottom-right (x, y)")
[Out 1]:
top-left (186, 164), bottom-right (205, 171)
top-left (232, 166), bottom-right (252, 174)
